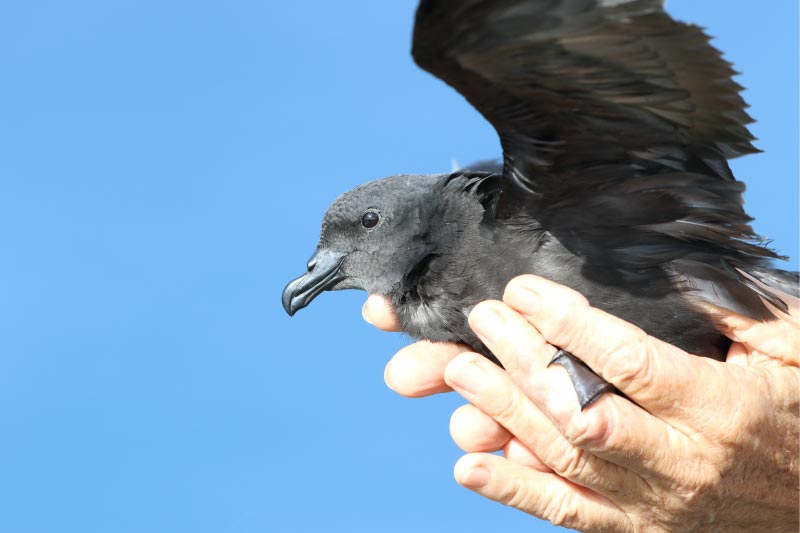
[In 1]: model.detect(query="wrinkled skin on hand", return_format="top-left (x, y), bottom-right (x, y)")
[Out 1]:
top-left (363, 276), bottom-right (800, 532)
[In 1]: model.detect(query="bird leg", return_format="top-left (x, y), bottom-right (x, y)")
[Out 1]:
top-left (548, 349), bottom-right (614, 410)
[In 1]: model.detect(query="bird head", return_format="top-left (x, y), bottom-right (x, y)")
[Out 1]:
top-left (282, 174), bottom-right (453, 316)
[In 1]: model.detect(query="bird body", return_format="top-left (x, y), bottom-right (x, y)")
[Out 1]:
top-left (282, 0), bottom-right (797, 406)
top-left (287, 172), bottom-right (730, 362)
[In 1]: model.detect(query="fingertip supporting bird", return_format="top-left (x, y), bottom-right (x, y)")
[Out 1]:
top-left (503, 277), bottom-right (542, 315)
top-left (454, 455), bottom-right (491, 489)
top-left (445, 353), bottom-right (487, 397)
top-left (468, 301), bottom-right (507, 344)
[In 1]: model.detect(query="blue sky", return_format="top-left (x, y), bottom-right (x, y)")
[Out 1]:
top-left (0, 1), bottom-right (796, 532)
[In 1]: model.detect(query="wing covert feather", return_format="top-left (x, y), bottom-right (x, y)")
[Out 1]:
top-left (413, 0), bottom-right (757, 194)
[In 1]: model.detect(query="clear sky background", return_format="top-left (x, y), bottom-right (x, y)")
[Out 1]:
top-left (0, 1), bottom-right (797, 532)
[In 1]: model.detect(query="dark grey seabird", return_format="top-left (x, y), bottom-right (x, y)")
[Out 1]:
top-left (282, 0), bottom-right (798, 408)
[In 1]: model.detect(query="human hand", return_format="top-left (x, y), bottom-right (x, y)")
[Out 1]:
top-left (363, 278), bottom-right (800, 532)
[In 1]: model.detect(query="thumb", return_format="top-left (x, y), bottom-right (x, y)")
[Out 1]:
top-left (362, 294), bottom-right (402, 332)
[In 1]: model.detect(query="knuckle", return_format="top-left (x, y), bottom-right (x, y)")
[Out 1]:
top-left (502, 476), bottom-right (534, 509)
top-left (550, 445), bottom-right (591, 480)
top-left (541, 489), bottom-right (581, 528)
top-left (679, 462), bottom-right (722, 505)
top-left (603, 334), bottom-right (656, 392)
top-left (655, 458), bottom-right (721, 524)
top-left (563, 410), bottom-right (614, 451)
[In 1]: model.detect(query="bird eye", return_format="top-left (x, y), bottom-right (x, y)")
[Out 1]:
top-left (361, 210), bottom-right (380, 229)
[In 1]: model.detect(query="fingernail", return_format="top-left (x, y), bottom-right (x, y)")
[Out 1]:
top-left (383, 360), bottom-right (395, 391)
top-left (461, 466), bottom-right (490, 489)
top-left (470, 304), bottom-right (505, 344)
top-left (449, 357), bottom-right (485, 396)
top-left (506, 281), bottom-right (540, 315)
top-left (362, 300), bottom-right (374, 325)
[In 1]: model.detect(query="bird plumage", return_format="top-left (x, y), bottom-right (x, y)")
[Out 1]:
top-left (412, 0), bottom-right (791, 320)
top-left (283, 0), bottom-right (797, 406)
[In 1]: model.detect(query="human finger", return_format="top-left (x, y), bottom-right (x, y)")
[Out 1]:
top-left (384, 341), bottom-right (464, 397)
top-left (362, 294), bottom-right (401, 332)
top-left (503, 438), bottom-right (553, 473)
top-left (454, 453), bottom-right (630, 532)
top-left (444, 353), bottom-right (652, 502)
top-left (450, 403), bottom-right (511, 452)
top-left (502, 275), bottom-right (722, 417)
top-left (708, 305), bottom-right (799, 367)
top-left (525, 364), bottom-right (703, 485)
top-left (468, 300), bottom-right (700, 485)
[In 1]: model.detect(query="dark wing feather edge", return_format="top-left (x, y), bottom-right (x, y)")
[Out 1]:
top-left (412, 0), bottom-right (792, 319)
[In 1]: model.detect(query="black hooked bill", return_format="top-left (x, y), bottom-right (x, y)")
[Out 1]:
top-left (282, 250), bottom-right (346, 316)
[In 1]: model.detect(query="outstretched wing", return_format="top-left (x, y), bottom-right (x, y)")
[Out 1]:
top-left (413, 0), bottom-right (789, 317)
top-left (413, 0), bottom-right (755, 190)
